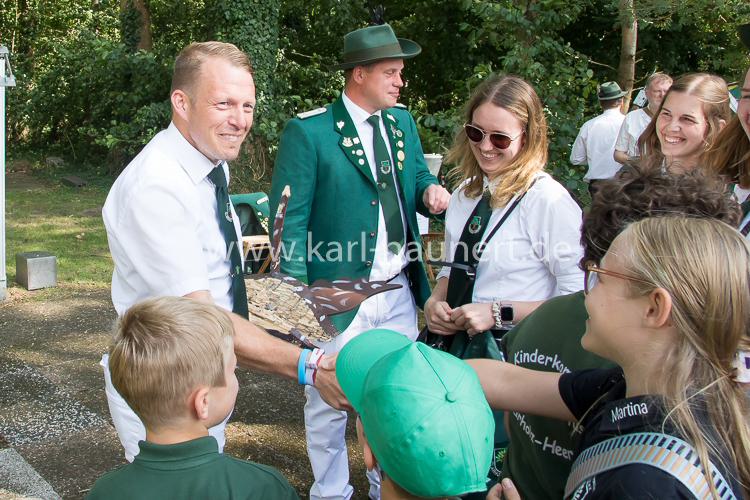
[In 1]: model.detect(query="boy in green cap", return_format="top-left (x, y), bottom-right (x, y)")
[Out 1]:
top-left (87, 297), bottom-right (298, 500)
top-left (336, 328), bottom-right (495, 499)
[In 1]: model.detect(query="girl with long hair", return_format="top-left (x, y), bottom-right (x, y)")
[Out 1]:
top-left (475, 216), bottom-right (750, 499)
top-left (424, 74), bottom-right (583, 340)
top-left (638, 73), bottom-right (730, 173)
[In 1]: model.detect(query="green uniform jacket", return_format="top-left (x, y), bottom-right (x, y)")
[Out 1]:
top-left (270, 97), bottom-right (438, 332)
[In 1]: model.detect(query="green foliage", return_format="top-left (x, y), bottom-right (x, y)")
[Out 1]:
top-left (2, 0), bottom-right (749, 200)
top-left (17, 33), bottom-right (171, 165)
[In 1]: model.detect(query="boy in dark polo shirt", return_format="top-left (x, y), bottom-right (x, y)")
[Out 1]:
top-left (87, 297), bottom-right (298, 500)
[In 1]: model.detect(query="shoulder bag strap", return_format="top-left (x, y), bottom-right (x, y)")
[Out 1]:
top-left (564, 431), bottom-right (737, 500)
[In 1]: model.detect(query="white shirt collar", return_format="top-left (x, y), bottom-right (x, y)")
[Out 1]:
top-left (603, 107), bottom-right (623, 116)
top-left (483, 175), bottom-right (501, 193)
top-left (342, 91), bottom-right (381, 126)
top-left (165, 122), bottom-right (221, 185)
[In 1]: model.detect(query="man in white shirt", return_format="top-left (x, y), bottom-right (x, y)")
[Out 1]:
top-left (101, 41), bottom-right (347, 463)
top-left (613, 72), bottom-right (672, 164)
top-left (570, 81), bottom-right (626, 197)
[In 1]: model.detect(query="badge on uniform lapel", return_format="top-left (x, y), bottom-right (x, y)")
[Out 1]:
top-left (225, 202), bottom-right (233, 222)
top-left (337, 121), bottom-right (345, 130)
top-left (342, 137), bottom-right (353, 147)
top-left (380, 160), bottom-right (392, 175)
top-left (397, 162), bottom-right (403, 170)
top-left (468, 215), bottom-right (482, 234)
top-left (396, 150), bottom-right (405, 162)
top-left (353, 137), bottom-right (360, 145)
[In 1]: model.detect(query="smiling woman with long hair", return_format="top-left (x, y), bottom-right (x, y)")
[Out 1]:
top-left (638, 73), bottom-right (730, 174)
top-left (424, 75), bottom-right (584, 342)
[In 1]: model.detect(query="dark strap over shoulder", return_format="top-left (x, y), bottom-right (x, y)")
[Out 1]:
top-left (565, 432), bottom-right (737, 500)
top-left (443, 180), bottom-right (536, 308)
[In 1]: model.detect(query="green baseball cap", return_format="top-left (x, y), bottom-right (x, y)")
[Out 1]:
top-left (337, 329), bottom-right (495, 498)
top-left (334, 24), bottom-right (421, 70)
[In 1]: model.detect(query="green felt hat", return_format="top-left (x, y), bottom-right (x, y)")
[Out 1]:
top-left (598, 81), bottom-right (626, 100)
top-left (337, 329), bottom-right (495, 498)
top-left (739, 23), bottom-right (750, 51)
top-left (335, 24), bottom-right (421, 70)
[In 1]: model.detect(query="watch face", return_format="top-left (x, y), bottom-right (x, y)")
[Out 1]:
top-left (500, 305), bottom-right (514, 322)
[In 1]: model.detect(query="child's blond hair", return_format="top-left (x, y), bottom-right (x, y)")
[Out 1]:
top-left (109, 296), bottom-right (235, 430)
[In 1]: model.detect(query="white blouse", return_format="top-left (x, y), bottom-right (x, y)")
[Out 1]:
top-left (437, 172), bottom-right (584, 303)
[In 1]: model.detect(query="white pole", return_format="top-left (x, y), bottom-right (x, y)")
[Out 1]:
top-left (0, 46), bottom-right (17, 301)
top-left (0, 52), bottom-right (7, 300)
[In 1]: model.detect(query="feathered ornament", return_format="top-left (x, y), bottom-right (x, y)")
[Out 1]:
top-left (245, 185), bottom-right (402, 348)
top-left (369, 4), bottom-right (386, 26)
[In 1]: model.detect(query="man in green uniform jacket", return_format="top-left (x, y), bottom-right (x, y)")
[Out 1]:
top-left (270, 23), bottom-right (450, 500)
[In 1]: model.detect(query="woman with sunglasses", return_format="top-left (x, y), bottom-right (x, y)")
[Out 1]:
top-left (477, 216), bottom-right (750, 500)
top-left (424, 74), bottom-right (584, 343)
top-left (637, 73), bottom-right (730, 174)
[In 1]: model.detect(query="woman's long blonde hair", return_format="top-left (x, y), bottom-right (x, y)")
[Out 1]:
top-left (708, 113), bottom-right (750, 187)
top-left (638, 73), bottom-right (731, 171)
top-left (620, 217), bottom-right (750, 498)
top-left (445, 74), bottom-right (548, 207)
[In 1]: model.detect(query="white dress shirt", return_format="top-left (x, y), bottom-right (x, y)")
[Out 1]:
top-left (341, 91), bottom-right (408, 280)
top-left (437, 172), bottom-right (584, 302)
top-left (614, 108), bottom-right (652, 159)
top-left (570, 108), bottom-right (625, 180)
top-left (103, 122), bottom-right (243, 315)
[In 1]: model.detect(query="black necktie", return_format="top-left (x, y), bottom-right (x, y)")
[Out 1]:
top-left (445, 191), bottom-right (492, 308)
top-left (207, 164), bottom-right (249, 318)
top-left (367, 114), bottom-right (405, 251)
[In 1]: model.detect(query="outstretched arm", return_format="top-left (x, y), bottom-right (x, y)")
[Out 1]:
top-left (467, 359), bottom-right (573, 421)
top-left (228, 312), bottom-right (351, 410)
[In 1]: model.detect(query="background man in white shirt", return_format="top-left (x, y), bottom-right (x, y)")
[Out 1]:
top-left (570, 81), bottom-right (626, 197)
top-left (102, 41), bottom-right (347, 463)
top-left (613, 72), bottom-right (673, 164)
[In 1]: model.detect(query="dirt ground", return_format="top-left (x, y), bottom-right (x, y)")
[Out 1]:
top-left (0, 173), bottom-right (369, 499)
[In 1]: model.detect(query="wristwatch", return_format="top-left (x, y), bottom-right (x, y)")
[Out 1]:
top-left (492, 301), bottom-right (514, 329)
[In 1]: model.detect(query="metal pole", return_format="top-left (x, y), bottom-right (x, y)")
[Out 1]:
top-left (0, 46), bottom-right (16, 301)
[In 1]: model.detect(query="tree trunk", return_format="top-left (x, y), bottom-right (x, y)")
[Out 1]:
top-left (617, 0), bottom-right (637, 111)
top-left (119, 0), bottom-right (152, 51)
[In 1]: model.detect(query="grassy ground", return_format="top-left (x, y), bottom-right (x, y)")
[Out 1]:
top-left (5, 170), bottom-right (113, 294)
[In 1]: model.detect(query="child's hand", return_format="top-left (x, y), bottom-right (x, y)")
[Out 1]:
top-left (487, 478), bottom-right (521, 500)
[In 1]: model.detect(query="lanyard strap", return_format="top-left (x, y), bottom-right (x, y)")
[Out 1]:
top-left (442, 180), bottom-right (536, 308)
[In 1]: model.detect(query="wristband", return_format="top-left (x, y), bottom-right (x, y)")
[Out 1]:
top-left (297, 349), bottom-right (311, 385)
top-left (305, 348), bottom-right (325, 386)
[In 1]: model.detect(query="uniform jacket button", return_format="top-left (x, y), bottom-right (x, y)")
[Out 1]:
top-left (370, 200), bottom-right (377, 206)
top-left (365, 261), bottom-right (372, 267)
top-left (369, 231), bottom-right (376, 238)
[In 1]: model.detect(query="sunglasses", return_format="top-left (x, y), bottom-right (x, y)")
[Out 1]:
top-left (584, 263), bottom-right (653, 295)
top-left (464, 123), bottom-right (523, 150)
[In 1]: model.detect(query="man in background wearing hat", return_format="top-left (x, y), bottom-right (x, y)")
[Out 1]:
top-left (570, 81), bottom-right (626, 197)
top-left (336, 329), bottom-right (495, 500)
top-left (270, 23), bottom-right (450, 500)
